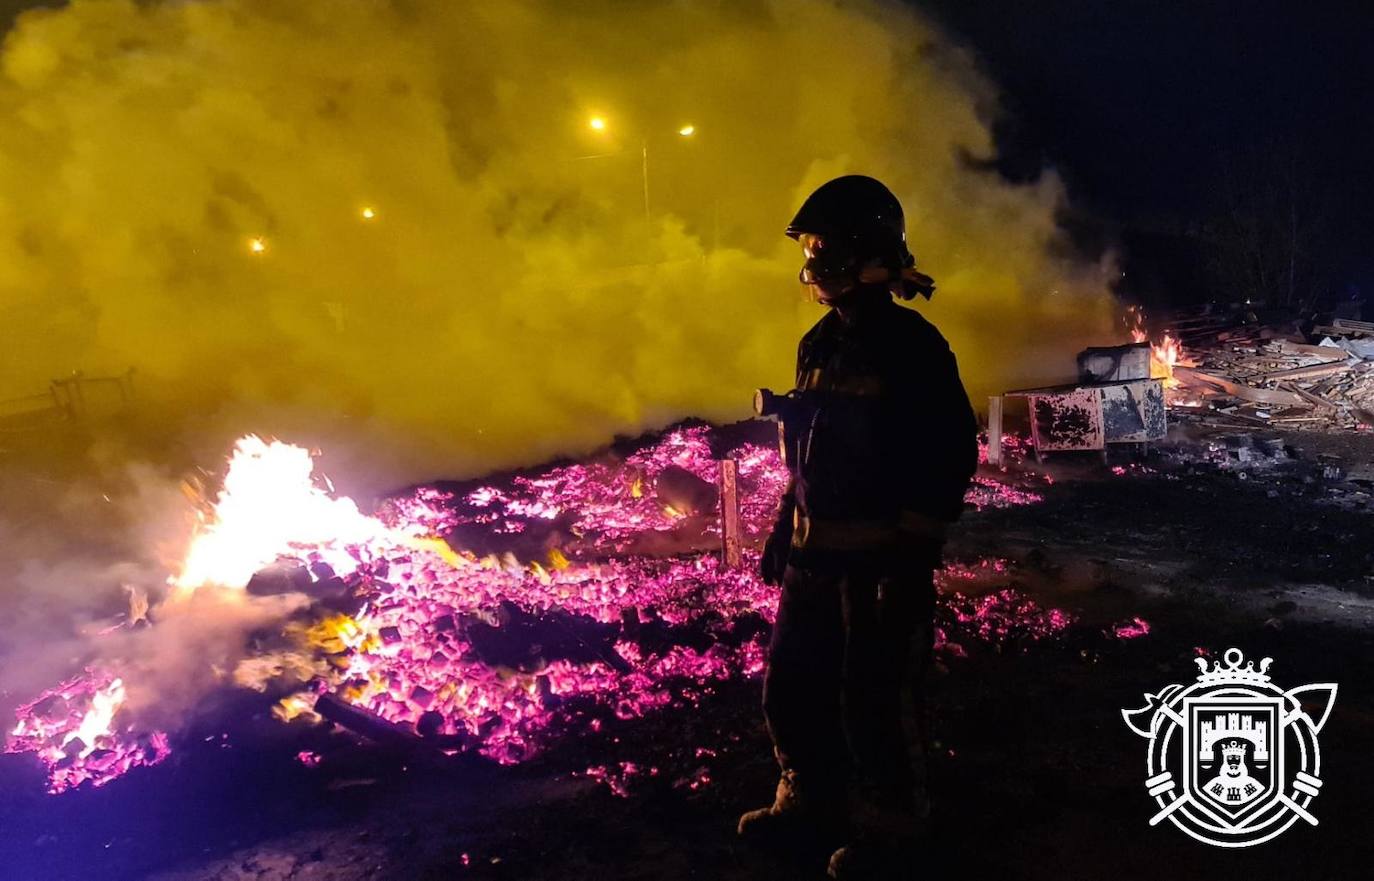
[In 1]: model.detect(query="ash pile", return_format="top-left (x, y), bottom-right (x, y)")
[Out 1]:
top-left (1155, 430), bottom-right (1373, 512)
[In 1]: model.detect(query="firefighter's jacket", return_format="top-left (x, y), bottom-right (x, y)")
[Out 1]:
top-left (777, 290), bottom-right (978, 552)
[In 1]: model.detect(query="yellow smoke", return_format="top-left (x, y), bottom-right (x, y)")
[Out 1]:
top-left (0, 0), bottom-right (1115, 485)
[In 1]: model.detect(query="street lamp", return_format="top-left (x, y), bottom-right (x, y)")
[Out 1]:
top-left (586, 116), bottom-right (696, 223)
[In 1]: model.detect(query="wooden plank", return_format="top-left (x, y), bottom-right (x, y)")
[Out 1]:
top-left (1172, 367), bottom-right (1306, 405)
top-left (1193, 414), bottom-right (1274, 428)
top-left (1314, 324), bottom-right (1374, 338)
top-left (986, 395), bottom-right (1003, 466)
top-left (1276, 340), bottom-right (1350, 361)
top-left (1258, 362), bottom-right (1352, 382)
top-left (1280, 382), bottom-right (1338, 412)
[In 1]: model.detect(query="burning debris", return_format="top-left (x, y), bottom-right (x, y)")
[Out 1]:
top-left (990, 304), bottom-right (1374, 467)
top-left (4, 426), bottom-right (1109, 796)
top-left (1121, 306), bottom-right (1374, 431)
top-left (5, 670), bottom-right (171, 794)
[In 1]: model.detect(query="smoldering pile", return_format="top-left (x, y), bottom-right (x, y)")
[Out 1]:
top-left (5, 423), bottom-right (1106, 798)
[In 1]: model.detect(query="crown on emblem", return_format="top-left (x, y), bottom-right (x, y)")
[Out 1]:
top-left (1194, 648), bottom-right (1273, 685)
top-left (1220, 740), bottom-right (1248, 758)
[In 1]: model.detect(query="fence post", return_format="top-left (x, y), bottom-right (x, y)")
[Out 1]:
top-left (718, 458), bottom-right (741, 568)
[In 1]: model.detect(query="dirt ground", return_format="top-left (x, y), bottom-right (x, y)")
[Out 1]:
top-left (3, 425), bottom-right (1373, 881)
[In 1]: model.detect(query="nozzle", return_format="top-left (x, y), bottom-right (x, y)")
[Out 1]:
top-left (753, 388), bottom-right (778, 418)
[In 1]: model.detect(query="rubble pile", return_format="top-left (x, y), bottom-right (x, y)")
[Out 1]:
top-left (1167, 314), bottom-right (1374, 431)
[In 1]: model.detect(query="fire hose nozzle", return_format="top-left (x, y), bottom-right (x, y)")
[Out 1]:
top-left (754, 388), bottom-right (810, 421)
top-left (753, 388), bottom-right (779, 418)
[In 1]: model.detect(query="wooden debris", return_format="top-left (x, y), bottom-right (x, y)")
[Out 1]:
top-left (1174, 367), bottom-right (1305, 405)
top-left (316, 693), bottom-right (429, 751)
top-left (1169, 317), bottom-right (1374, 432)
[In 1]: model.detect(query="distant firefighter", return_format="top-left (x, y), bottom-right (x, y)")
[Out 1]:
top-left (739, 175), bottom-right (978, 879)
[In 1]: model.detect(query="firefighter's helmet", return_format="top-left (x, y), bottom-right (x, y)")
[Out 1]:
top-left (786, 175), bottom-right (933, 300)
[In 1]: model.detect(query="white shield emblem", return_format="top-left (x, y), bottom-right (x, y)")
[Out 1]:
top-left (1184, 696), bottom-right (1281, 823)
top-left (1122, 648), bottom-right (1337, 848)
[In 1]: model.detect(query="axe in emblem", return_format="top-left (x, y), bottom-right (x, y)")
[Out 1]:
top-left (1281, 683), bottom-right (1338, 734)
top-left (1276, 683), bottom-right (1337, 826)
top-left (1122, 683), bottom-right (1183, 738)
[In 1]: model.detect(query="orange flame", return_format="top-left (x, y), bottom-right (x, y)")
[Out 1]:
top-left (62, 679), bottom-right (126, 758)
top-left (1122, 306), bottom-right (1181, 388)
top-left (174, 435), bottom-right (463, 593)
top-left (1152, 333), bottom-right (1181, 388)
top-left (1124, 305), bottom-right (1148, 344)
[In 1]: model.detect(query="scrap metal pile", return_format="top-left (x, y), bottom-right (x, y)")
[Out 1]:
top-left (1165, 313), bottom-right (1374, 430)
top-left (5, 427), bottom-right (1112, 797)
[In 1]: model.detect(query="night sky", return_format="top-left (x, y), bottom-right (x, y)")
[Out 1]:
top-left (917, 0), bottom-right (1374, 304)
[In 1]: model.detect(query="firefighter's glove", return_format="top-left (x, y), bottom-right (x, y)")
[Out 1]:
top-left (760, 523), bottom-right (793, 586)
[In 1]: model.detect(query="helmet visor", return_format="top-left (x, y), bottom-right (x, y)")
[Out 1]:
top-left (797, 234), bottom-right (859, 286)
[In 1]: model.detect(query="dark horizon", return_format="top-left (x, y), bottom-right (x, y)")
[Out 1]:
top-left (916, 0), bottom-right (1374, 310)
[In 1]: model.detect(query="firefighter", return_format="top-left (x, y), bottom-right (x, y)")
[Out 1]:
top-left (737, 175), bottom-right (978, 878)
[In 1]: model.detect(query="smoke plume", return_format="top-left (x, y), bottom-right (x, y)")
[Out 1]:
top-left (0, 0), bottom-right (1115, 491)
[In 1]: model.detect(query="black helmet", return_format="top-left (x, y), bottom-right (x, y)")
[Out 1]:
top-left (786, 175), bottom-right (907, 244)
top-left (786, 175), bottom-right (933, 300)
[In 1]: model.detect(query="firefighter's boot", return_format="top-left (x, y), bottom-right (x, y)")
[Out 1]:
top-left (825, 788), bottom-right (926, 880)
top-left (737, 769), bottom-right (847, 846)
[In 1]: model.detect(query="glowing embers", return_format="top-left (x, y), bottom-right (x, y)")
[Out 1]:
top-left (441, 426), bottom-right (1032, 547)
top-left (1113, 616), bottom-right (1152, 639)
top-left (443, 427), bottom-right (741, 549)
top-left (965, 473), bottom-right (1046, 510)
top-left (969, 436), bottom-right (1048, 509)
top-left (4, 670), bottom-right (170, 794)
top-left (291, 549), bottom-right (776, 766)
top-left (3, 429), bottom-right (1076, 795)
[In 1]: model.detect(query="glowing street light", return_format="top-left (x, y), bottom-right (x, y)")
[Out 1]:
top-left (360, 206), bottom-right (376, 220)
top-left (248, 237), bottom-right (267, 254)
top-left (581, 115), bottom-right (698, 221)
